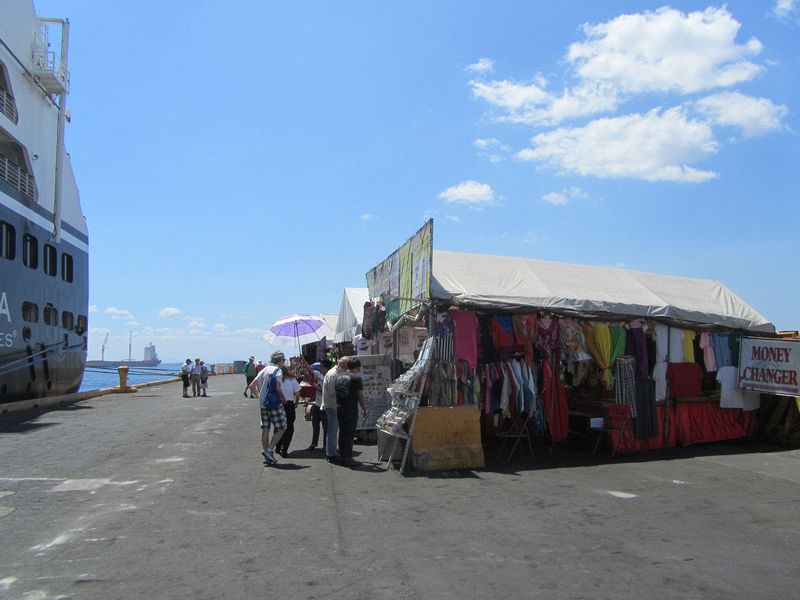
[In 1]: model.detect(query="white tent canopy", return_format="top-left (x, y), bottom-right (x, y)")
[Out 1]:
top-left (334, 288), bottom-right (370, 343)
top-left (430, 250), bottom-right (774, 334)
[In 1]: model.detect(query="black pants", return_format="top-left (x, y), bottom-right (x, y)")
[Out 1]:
top-left (337, 404), bottom-right (358, 460)
top-left (276, 402), bottom-right (296, 454)
top-left (311, 404), bottom-right (327, 448)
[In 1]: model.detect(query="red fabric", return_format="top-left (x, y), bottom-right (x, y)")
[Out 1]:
top-left (491, 316), bottom-right (516, 349)
top-left (666, 362), bottom-right (703, 397)
top-left (298, 383), bottom-right (316, 399)
top-left (612, 402), bottom-right (753, 454)
top-left (610, 405), bottom-right (678, 454)
top-left (542, 361), bottom-right (569, 443)
top-left (674, 402), bottom-right (754, 446)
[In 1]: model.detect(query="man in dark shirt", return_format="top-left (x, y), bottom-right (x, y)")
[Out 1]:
top-left (334, 357), bottom-right (368, 466)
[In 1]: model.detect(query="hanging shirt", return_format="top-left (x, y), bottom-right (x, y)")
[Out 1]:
top-left (699, 332), bottom-right (717, 372)
top-left (669, 328), bottom-right (685, 363)
top-left (711, 333), bottom-right (732, 368)
top-left (682, 331), bottom-right (696, 364)
top-left (452, 311), bottom-right (479, 370)
top-left (717, 366), bottom-right (760, 411)
top-left (666, 362), bottom-right (703, 397)
top-left (654, 324), bottom-right (669, 363)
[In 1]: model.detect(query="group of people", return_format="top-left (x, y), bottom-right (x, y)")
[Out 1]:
top-left (180, 358), bottom-right (211, 397)
top-left (245, 352), bottom-right (368, 466)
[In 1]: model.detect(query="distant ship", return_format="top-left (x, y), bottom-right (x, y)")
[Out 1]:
top-left (1, 2), bottom-right (89, 404)
top-left (86, 334), bottom-right (161, 368)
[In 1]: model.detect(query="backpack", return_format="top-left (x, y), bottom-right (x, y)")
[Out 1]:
top-left (262, 367), bottom-right (283, 408)
top-left (334, 373), bottom-right (352, 402)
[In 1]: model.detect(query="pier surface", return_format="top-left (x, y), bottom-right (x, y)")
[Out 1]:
top-left (1, 375), bottom-right (799, 599)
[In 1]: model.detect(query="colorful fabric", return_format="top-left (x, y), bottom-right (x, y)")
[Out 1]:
top-left (711, 333), bottom-right (732, 368)
top-left (584, 323), bottom-right (614, 389)
top-left (699, 332), bottom-right (717, 372)
top-left (561, 318), bottom-right (591, 362)
top-left (492, 315), bottom-right (516, 348)
top-left (535, 317), bottom-right (560, 361)
top-left (452, 310), bottom-right (479, 370)
top-left (513, 313), bottom-right (538, 361)
top-left (625, 326), bottom-right (650, 379)
top-left (541, 359), bottom-right (569, 443)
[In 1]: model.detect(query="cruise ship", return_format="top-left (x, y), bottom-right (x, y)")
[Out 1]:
top-left (0, 1), bottom-right (88, 404)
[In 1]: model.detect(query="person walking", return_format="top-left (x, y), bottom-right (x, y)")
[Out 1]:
top-left (242, 356), bottom-right (256, 398)
top-left (306, 360), bottom-right (330, 451)
top-left (322, 357), bottom-right (346, 463)
top-left (190, 358), bottom-right (202, 397)
top-left (249, 351), bottom-right (288, 465)
top-left (199, 360), bottom-right (210, 397)
top-left (335, 357), bottom-right (368, 466)
top-left (275, 366), bottom-right (300, 458)
top-left (180, 359), bottom-right (192, 397)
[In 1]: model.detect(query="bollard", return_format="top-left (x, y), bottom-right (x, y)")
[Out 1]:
top-left (118, 365), bottom-right (129, 388)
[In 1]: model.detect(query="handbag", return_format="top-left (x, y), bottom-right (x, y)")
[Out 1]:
top-left (304, 403), bottom-right (314, 421)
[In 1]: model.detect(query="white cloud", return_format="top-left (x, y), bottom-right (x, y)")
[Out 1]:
top-left (158, 307), bottom-right (182, 318)
top-left (88, 305), bottom-right (99, 313)
top-left (360, 213), bottom-right (378, 220)
top-left (569, 6), bottom-right (763, 95)
top-left (212, 323), bottom-right (229, 333)
top-left (438, 180), bottom-right (495, 205)
top-left (188, 320), bottom-right (207, 329)
top-left (542, 192), bottom-right (568, 206)
top-left (233, 328), bottom-right (268, 337)
top-left (126, 321), bottom-right (139, 326)
top-left (105, 306), bottom-right (135, 320)
top-left (444, 215), bottom-right (461, 222)
top-left (694, 92), bottom-right (788, 137)
top-left (773, 0), bottom-right (798, 19)
top-left (474, 137), bottom-right (512, 162)
top-left (518, 108), bottom-right (719, 183)
top-left (466, 57), bottom-right (495, 74)
top-left (88, 326), bottom-right (111, 335)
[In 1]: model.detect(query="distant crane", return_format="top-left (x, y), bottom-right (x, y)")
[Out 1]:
top-left (100, 332), bottom-right (110, 361)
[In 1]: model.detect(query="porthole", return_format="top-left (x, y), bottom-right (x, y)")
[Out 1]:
top-left (43, 304), bottom-right (58, 326)
top-left (62, 310), bottom-right (74, 330)
top-left (61, 252), bottom-right (73, 282)
top-left (75, 314), bottom-right (87, 336)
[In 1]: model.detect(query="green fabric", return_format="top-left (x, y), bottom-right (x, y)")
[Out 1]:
top-left (243, 362), bottom-right (256, 377)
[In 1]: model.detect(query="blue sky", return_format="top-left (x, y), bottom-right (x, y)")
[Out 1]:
top-left (35, 1), bottom-right (799, 362)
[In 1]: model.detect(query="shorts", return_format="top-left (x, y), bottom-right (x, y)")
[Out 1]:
top-left (260, 404), bottom-right (287, 431)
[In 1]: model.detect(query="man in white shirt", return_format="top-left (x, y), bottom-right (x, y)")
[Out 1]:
top-left (249, 352), bottom-right (288, 464)
top-left (190, 358), bottom-right (203, 397)
top-left (275, 368), bottom-right (301, 458)
top-left (306, 360), bottom-right (332, 452)
top-left (322, 358), bottom-right (348, 463)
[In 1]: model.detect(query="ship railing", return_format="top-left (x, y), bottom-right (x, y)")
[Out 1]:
top-left (0, 88), bottom-right (17, 123)
top-left (32, 49), bottom-right (70, 95)
top-left (0, 153), bottom-right (36, 199)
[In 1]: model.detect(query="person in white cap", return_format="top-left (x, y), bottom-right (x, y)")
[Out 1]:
top-left (249, 351), bottom-right (288, 464)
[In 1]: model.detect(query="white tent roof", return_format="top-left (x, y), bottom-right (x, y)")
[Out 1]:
top-left (431, 250), bottom-right (774, 333)
top-left (333, 288), bottom-right (370, 343)
top-left (320, 312), bottom-right (339, 342)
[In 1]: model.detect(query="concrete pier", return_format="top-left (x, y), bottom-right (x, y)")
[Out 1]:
top-left (1, 375), bottom-right (799, 598)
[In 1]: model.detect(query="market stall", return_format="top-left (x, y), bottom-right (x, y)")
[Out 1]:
top-left (375, 245), bottom-right (777, 468)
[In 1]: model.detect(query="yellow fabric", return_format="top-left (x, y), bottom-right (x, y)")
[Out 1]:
top-left (584, 323), bottom-right (614, 389)
top-left (399, 241), bottom-right (412, 315)
top-left (682, 330), bottom-right (696, 363)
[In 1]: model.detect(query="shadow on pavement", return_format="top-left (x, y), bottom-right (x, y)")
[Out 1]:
top-left (0, 404), bottom-right (94, 435)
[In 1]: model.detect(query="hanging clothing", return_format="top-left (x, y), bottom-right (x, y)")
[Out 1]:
top-left (615, 356), bottom-right (638, 418)
top-left (717, 366), bottom-right (760, 410)
top-left (653, 361), bottom-right (668, 401)
top-left (561, 318), bottom-right (591, 362)
top-left (452, 311), bottom-right (479, 370)
top-left (535, 317), bottom-right (560, 361)
top-left (711, 333), bottom-right (732, 368)
top-left (654, 324), bottom-right (669, 363)
top-left (513, 314), bottom-right (538, 361)
top-left (729, 332), bottom-right (743, 367)
top-left (541, 359), bottom-right (569, 443)
top-left (584, 323), bottom-right (614, 389)
top-left (634, 377), bottom-right (659, 439)
top-left (698, 332), bottom-right (716, 372)
top-left (669, 328), bottom-right (685, 362)
top-left (609, 326), bottom-right (627, 366)
top-left (478, 314), bottom-right (495, 362)
top-left (492, 315), bottom-right (516, 349)
top-left (682, 331), bottom-right (696, 364)
top-left (625, 326), bottom-right (650, 380)
top-left (666, 362), bottom-right (703, 397)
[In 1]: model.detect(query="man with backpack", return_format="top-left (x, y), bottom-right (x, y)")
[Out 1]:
top-left (334, 357), bottom-right (369, 466)
top-left (249, 351), bottom-right (289, 465)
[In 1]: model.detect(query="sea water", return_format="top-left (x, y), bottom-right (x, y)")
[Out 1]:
top-left (79, 362), bottom-right (184, 392)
